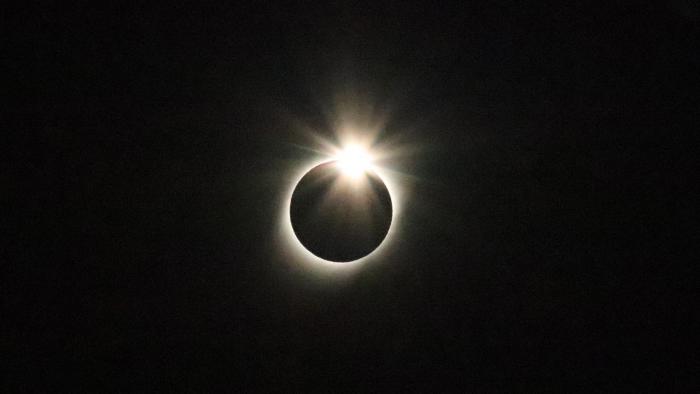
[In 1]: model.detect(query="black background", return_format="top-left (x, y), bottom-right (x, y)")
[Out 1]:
top-left (5, 1), bottom-right (697, 391)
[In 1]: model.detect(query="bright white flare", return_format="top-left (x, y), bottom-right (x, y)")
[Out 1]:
top-left (335, 145), bottom-right (373, 178)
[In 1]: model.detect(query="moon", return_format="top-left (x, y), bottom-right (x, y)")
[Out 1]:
top-left (289, 160), bottom-right (393, 262)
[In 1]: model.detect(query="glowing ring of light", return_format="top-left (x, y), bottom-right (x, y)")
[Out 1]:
top-left (277, 147), bottom-right (403, 272)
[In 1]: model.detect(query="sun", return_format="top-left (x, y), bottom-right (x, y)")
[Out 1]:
top-left (334, 145), bottom-right (373, 178)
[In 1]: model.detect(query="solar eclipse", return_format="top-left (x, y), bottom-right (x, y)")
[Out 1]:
top-left (277, 136), bottom-right (407, 272)
top-left (289, 153), bottom-right (393, 262)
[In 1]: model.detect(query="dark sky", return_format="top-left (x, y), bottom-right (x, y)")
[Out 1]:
top-left (6, 1), bottom-right (697, 391)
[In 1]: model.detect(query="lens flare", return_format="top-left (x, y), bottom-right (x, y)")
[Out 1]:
top-left (334, 145), bottom-right (373, 178)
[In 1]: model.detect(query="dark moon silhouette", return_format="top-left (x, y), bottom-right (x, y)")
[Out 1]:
top-left (290, 161), bottom-right (393, 262)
